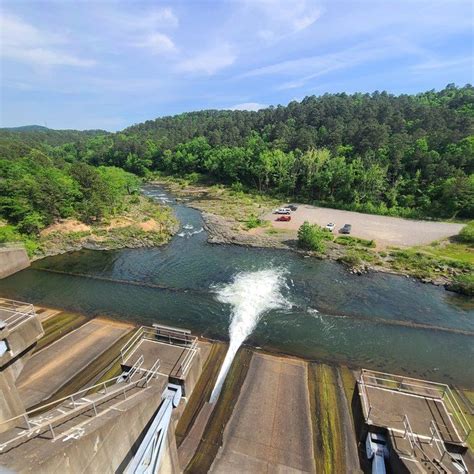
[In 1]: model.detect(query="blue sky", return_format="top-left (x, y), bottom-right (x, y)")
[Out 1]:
top-left (1, 0), bottom-right (473, 131)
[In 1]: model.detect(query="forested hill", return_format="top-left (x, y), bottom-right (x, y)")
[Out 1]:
top-left (1, 84), bottom-right (474, 221)
top-left (0, 126), bottom-right (107, 160)
top-left (125, 85), bottom-right (473, 152)
top-left (121, 85), bottom-right (472, 218)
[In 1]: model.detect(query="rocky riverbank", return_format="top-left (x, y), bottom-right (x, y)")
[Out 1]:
top-left (154, 178), bottom-right (472, 292)
top-left (29, 195), bottom-right (179, 261)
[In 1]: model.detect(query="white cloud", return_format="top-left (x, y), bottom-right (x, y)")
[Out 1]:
top-left (0, 13), bottom-right (94, 67)
top-left (251, 0), bottom-right (322, 41)
top-left (240, 37), bottom-right (424, 90)
top-left (410, 57), bottom-right (472, 72)
top-left (229, 102), bottom-right (267, 111)
top-left (177, 44), bottom-right (236, 75)
top-left (146, 7), bottom-right (179, 29)
top-left (136, 33), bottom-right (177, 55)
top-left (104, 7), bottom-right (178, 30)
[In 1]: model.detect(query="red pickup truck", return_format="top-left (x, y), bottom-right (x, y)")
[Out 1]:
top-left (276, 215), bottom-right (291, 222)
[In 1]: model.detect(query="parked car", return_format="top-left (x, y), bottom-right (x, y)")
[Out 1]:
top-left (340, 224), bottom-right (352, 234)
top-left (276, 215), bottom-right (291, 222)
top-left (287, 204), bottom-right (298, 211)
top-left (274, 208), bottom-right (291, 215)
top-left (326, 223), bottom-right (335, 232)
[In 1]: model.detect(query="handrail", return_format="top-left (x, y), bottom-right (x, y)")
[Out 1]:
top-left (0, 307), bottom-right (36, 331)
top-left (0, 299), bottom-right (33, 306)
top-left (361, 370), bottom-right (471, 441)
top-left (361, 369), bottom-right (452, 388)
top-left (179, 340), bottom-right (198, 377)
top-left (402, 416), bottom-right (444, 473)
top-left (145, 359), bottom-right (161, 384)
top-left (121, 327), bottom-right (145, 362)
top-left (0, 371), bottom-right (155, 452)
top-left (442, 386), bottom-right (471, 440)
top-left (0, 371), bottom-right (134, 432)
top-left (121, 325), bottom-right (198, 372)
top-left (126, 355), bottom-right (144, 381)
top-left (358, 375), bottom-right (373, 421)
top-left (430, 420), bottom-right (446, 458)
top-left (361, 374), bottom-right (444, 399)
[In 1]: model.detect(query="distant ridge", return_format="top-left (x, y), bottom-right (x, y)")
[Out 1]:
top-left (1, 125), bottom-right (51, 132)
top-left (0, 125), bottom-right (107, 133)
top-left (0, 125), bottom-right (109, 154)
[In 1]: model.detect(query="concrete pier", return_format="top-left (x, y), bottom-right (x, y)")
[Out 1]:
top-left (0, 246), bottom-right (30, 279)
top-left (0, 299), bottom-right (43, 432)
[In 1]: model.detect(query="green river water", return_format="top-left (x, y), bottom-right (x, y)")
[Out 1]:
top-left (0, 185), bottom-right (472, 387)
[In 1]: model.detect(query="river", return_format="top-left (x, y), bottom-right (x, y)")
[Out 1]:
top-left (0, 184), bottom-right (473, 387)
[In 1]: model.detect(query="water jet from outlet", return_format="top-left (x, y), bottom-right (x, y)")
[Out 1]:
top-left (209, 268), bottom-right (290, 403)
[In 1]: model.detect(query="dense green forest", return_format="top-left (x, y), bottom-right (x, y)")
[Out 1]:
top-left (0, 149), bottom-right (138, 241)
top-left (1, 84), bottom-right (473, 240)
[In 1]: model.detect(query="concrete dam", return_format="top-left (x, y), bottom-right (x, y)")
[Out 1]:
top-left (0, 298), bottom-right (472, 473)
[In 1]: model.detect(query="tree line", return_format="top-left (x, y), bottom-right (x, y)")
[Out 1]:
top-left (1, 84), bottom-right (473, 225)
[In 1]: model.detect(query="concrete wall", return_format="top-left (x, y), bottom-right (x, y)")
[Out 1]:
top-left (0, 248), bottom-right (30, 279)
top-left (0, 380), bottom-right (183, 474)
top-left (0, 314), bottom-right (44, 432)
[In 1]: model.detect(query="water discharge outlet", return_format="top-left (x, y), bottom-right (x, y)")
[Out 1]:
top-left (209, 268), bottom-right (290, 403)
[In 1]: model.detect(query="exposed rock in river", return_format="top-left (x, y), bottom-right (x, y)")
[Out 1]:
top-left (201, 212), bottom-right (290, 249)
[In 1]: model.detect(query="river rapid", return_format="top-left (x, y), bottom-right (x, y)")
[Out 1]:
top-left (0, 184), bottom-right (473, 387)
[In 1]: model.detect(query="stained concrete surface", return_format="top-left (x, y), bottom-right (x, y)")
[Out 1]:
top-left (210, 352), bottom-right (315, 473)
top-left (17, 318), bottom-right (133, 408)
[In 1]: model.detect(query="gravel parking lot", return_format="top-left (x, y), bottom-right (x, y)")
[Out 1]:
top-left (263, 205), bottom-right (464, 248)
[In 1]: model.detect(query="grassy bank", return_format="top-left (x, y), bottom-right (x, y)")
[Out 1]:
top-left (175, 341), bottom-right (227, 447)
top-left (184, 347), bottom-right (253, 473)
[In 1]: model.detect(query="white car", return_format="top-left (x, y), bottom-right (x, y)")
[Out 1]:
top-left (326, 223), bottom-right (335, 232)
top-left (274, 208), bottom-right (291, 215)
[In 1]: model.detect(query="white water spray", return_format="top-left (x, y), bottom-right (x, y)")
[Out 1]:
top-left (209, 268), bottom-right (290, 403)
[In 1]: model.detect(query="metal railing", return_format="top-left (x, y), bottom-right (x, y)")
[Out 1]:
top-left (402, 415), bottom-right (445, 473)
top-left (359, 369), bottom-right (472, 442)
top-left (0, 299), bottom-right (36, 331)
top-left (175, 338), bottom-right (198, 377)
top-left (0, 357), bottom-right (160, 452)
top-left (145, 358), bottom-right (162, 384)
top-left (120, 325), bottom-right (198, 379)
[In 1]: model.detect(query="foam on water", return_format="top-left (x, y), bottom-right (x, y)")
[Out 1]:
top-left (209, 268), bottom-right (290, 403)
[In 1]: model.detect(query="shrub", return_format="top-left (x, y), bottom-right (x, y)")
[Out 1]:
top-left (245, 214), bottom-right (262, 229)
top-left (338, 252), bottom-right (362, 267)
top-left (231, 181), bottom-right (244, 193)
top-left (297, 221), bottom-right (331, 252)
top-left (0, 225), bottom-right (22, 243)
top-left (457, 221), bottom-right (474, 244)
top-left (448, 274), bottom-right (474, 296)
top-left (335, 235), bottom-right (376, 248)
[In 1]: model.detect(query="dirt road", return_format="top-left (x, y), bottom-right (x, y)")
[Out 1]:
top-left (263, 205), bottom-right (464, 248)
top-left (17, 318), bottom-right (133, 408)
top-left (210, 352), bottom-right (315, 473)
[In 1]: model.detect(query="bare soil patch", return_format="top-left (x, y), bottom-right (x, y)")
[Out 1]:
top-left (41, 219), bottom-right (90, 236)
